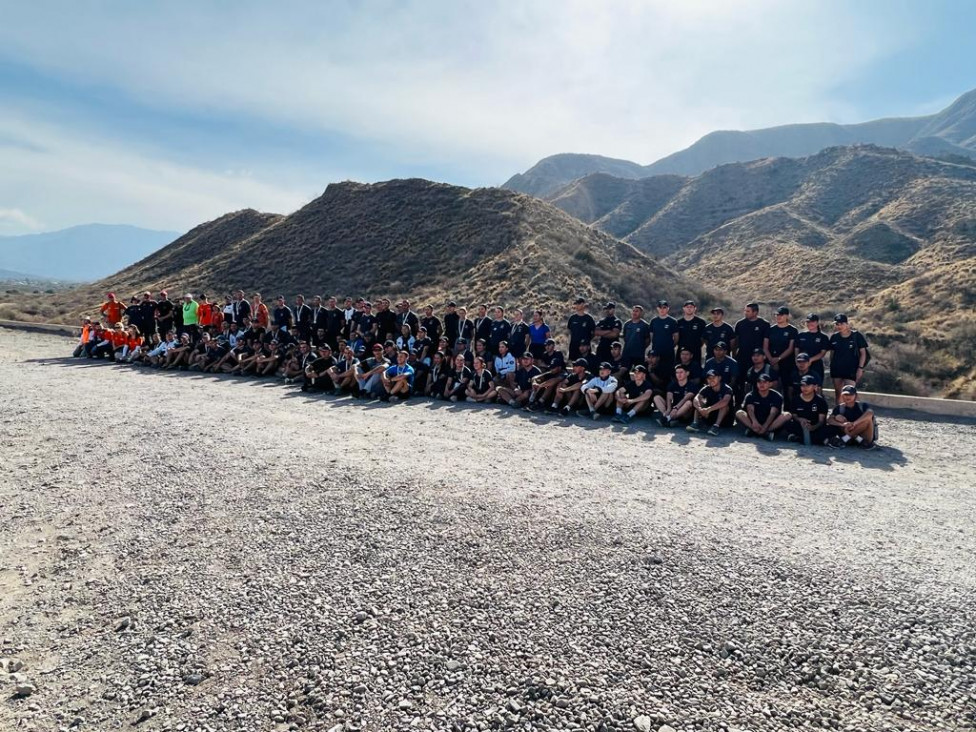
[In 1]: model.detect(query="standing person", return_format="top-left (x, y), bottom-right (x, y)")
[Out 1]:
top-left (251, 293), bottom-right (270, 329)
top-left (381, 350), bottom-right (415, 402)
top-left (221, 295), bottom-right (235, 325)
top-left (528, 310), bottom-right (551, 360)
top-left (231, 290), bottom-right (251, 325)
top-left (472, 304), bottom-right (492, 346)
top-left (828, 314), bottom-right (869, 402)
top-left (826, 385), bottom-right (878, 450)
top-left (375, 299), bottom-right (397, 343)
top-left (766, 306), bottom-right (798, 398)
top-left (613, 365), bottom-right (654, 424)
top-left (795, 314), bottom-right (830, 384)
top-left (443, 301), bottom-right (460, 347)
top-left (785, 375), bottom-right (831, 446)
top-left (703, 341), bottom-right (739, 393)
top-left (687, 370), bottom-right (734, 436)
top-left (358, 301), bottom-right (378, 347)
top-left (676, 300), bottom-right (707, 364)
top-left (653, 364), bottom-right (696, 427)
top-left (736, 374), bottom-right (791, 441)
top-left (196, 293), bottom-right (216, 333)
top-left (454, 307), bottom-right (474, 350)
top-left (488, 306), bottom-right (512, 357)
top-left (594, 302), bottom-right (622, 362)
top-left (567, 297), bottom-right (596, 360)
top-left (420, 305), bottom-right (442, 347)
top-left (99, 292), bottom-right (126, 326)
top-left (294, 295), bottom-right (313, 341)
top-left (621, 305), bottom-right (650, 368)
top-left (135, 292), bottom-right (157, 340)
top-left (703, 306), bottom-right (736, 356)
top-left (581, 362), bottom-right (619, 420)
top-left (124, 296), bottom-right (143, 336)
top-left (341, 297), bottom-right (356, 339)
top-left (508, 308), bottom-right (531, 359)
top-left (182, 293), bottom-right (200, 341)
top-left (272, 295), bottom-right (294, 331)
top-left (155, 291), bottom-right (175, 338)
top-left (733, 302), bottom-right (770, 365)
top-left (396, 300), bottom-right (419, 336)
top-left (650, 299), bottom-right (679, 375)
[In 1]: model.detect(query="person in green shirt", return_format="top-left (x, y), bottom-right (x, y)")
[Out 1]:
top-left (182, 293), bottom-right (200, 340)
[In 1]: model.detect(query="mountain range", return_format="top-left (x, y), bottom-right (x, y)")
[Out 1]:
top-left (0, 224), bottom-right (181, 282)
top-left (504, 88), bottom-right (976, 197)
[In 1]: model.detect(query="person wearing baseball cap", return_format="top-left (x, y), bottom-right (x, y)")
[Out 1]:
top-left (496, 352), bottom-right (542, 409)
top-left (613, 364), bottom-right (653, 424)
top-left (653, 363), bottom-right (696, 428)
top-left (676, 299), bottom-right (707, 366)
top-left (828, 313), bottom-right (870, 403)
top-left (766, 306), bottom-right (798, 397)
top-left (525, 338), bottom-right (566, 410)
top-left (581, 362), bottom-right (619, 420)
top-left (703, 305), bottom-right (735, 357)
top-left (733, 302), bottom-right (770, 366)
top-left (785, 374), bottom-right (831, 446)
top-left (547, 357), bottom-right (591, 416)
top-left (744, 347), bottom-right (780, 395)
top-left (795, 313), bottom-right (829, 385)
top-left (650, 299), bottom-right (678, 376)
top-left (567, 297), bottom-right (596, 360)
top-left (594, 302), bottom-right (622, 362)
top-left (826, 384), bottom-right (879, 450)
top-left (687, 369), bottom-right (733, 436)
top-left (99, 291), bottom-right (127, 327)
top-left (736, 373), bottom-right (791, 442)
top-left (703, 340), bottom-right (739, 393)
top-left (355, 343), bottom-right (389, 399)
top-left (622, 304), bottom-right (651, 369)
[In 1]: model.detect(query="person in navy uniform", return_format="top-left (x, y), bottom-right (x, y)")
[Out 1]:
top-left (785, 375), bottom-right (830, 445)
top-left (613, 365), bottom-right (654, 424)
top-left (736, 373), bottom-right (791, 441)
top-left (443, 301), bottom-right (460, 347)
top-left (766, 306), bottom-right (798, 391)
top-left (487, 306), bottom-right (512, 357)
top-left (743, 348), bottom-right (780, 394)
top-left (607, 342), bottom-right (628, 384)
top-left (703, 341), bottom-right (739, 394)
top-left (594, 302), bottom-right (622, 361)
top-left (473, 304), bottom-right (493, 346)
top-left (653, 364), bottom-right (696, 427)
top-left (687, 370), bottom-right (734, 436)
top-left (567, 297), bottom-right (596, 360)
top-left (549, 358), bottom-right (591, 416)
top-left (828, 313), bottom-right (869, 403)
top-left (733, 302), bottom-right (770, 364)
top-left (496, 353), bottom-right (541, 409)
top-left (622, 305), bottom-right (651, 368)
top-left (795, 313), bottom-right (829, 382)
top-left (788, 353), bottom-right (821, 405)
top-left (650, 299), bottom-right (679, 375)
top-left (826, 385), bottom-right (878, 450)
top-left (676, 347), bottom-right (703, 389)
top-left (676, 300), bottom-right (707, 364)
top-left (703, 306), bottom-right (735, 356)
top-left (420, 305), bottom-right (442, 347)
top-left (576, 340), bottom-right (601, 374)
top-left (508, 309), bottom-right (531, 359)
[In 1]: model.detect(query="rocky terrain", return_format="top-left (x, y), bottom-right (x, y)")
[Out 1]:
top-left (2, 328), bottom-right (975, 731)
top-left (503, 88), bottom-right (976, 196)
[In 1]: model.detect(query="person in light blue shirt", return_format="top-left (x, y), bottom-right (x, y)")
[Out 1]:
top-left (381, 350), bottom-right (415, 402)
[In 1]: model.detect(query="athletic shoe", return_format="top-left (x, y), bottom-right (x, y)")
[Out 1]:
top-left (620, 413), bottom-right (632, 425)
top-left (591, 412), bottom-right (600, 421)
top-left (826, 436), bottom-right (843, 449)
top-left (524, 402), bottom-right (537, 412)
top-left (379, 394), bottom-right (391, 402)
top-left (861, 442), bottom-right (880, 451)
top-left (743, 428), bottom-right (753, 437)
top-left (707, 425), bottom-right (721, 437)
top-left (686, 422), bottom-right (702, 433)
top-left (656, 415), bottom-right (668, 428)
top-left (766, 431), bottom-right (776, 442)
top-left (786, 433), bottom-right (800, 443)
top-left (560, 406), bottom-right (572, 417)
top-left (612, 414), bottom-right (623, 423)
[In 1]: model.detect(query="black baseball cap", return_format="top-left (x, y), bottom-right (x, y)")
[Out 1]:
top-left (599, 361), bottom-right (612, 370)
top-left (834, 313), bottom-right (849, 323)
top-left (757, 373), bottom-right (772, 382)
top-left (805, 313), bottom-right (819, 322)
top-left (746, 302), bottom-right (760, 310)
top-left (656, 299), bottom-right (669, 307)
top-left (710, 306), bottom-right (725, 313)
top-left (795, 352), bottom-right (810, 362)
top-left (573, 358), bottom-right (588, 367)
top-left (647, 349), bottom-right (659, 357)
top-left (683, 299), bottom-right (696, 307)
top-left (545, 338), bottom-right (556, 346)
top-left (713, 341), bottom-right (728, 350)
top-left (705, 369), bottom-right (719, 378)
top-left (611, 341), bottom-right (622, 349)
top-left (319, 344), bottom-right (332, 351)
top-left (604, 301), bottom-right (616, 309)
top-left (800, 374), bottom-right (819, 386)
top-left (776, 306), bottom-right (790, 316)
top-left (574, 297), bottom-right (587, 305)
top-left (752, 348), bottom-right (765, 355)
top-left (384, 340), bottom-right (395, 347)
top-left (841, 385), bottom-right (857, 395)
top-left (457, 337), bottom-right (467, 345)
top-left (447, 301), bottom-right (457, 307)
top-left (631, 364), bottom-right (647, 374)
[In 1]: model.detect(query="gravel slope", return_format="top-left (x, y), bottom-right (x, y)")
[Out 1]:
top-left (1, 328), bottom-right (974, 731)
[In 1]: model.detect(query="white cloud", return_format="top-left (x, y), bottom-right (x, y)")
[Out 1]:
top-left (0, 207), bottom-right (44, 234)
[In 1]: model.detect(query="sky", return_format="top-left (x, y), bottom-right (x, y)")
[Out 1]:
top-left (1, 0), bottom-right (974, 236)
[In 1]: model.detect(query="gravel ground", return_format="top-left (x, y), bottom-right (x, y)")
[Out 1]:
top-left (1, 327), bottom-right (974, 732)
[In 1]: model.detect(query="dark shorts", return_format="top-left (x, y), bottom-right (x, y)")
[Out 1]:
top-left (830, 367), bottom-right (858, 381)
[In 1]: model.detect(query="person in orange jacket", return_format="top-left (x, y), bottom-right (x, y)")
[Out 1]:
top-left (99, 293), bottom-right (126, 326)
top-left (73, 317), bottom-right (94, 357)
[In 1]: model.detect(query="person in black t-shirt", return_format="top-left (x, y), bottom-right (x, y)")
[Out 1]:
top-left (703, 341), bottom-right (739, 392)
top-left (607, 342), bottom-right (627, 383)
top-left (507, 309), bottom-right (531, 358)
top-left (795, 314), bottom-right (829, 381)
top-left (743, 349), bottom-right (780, 394)
top-left (487, 306), bottom-right (512, 357)
top-left (594, 302), bottom-right (622, 361)
top-left (687, 370), bottom-right (734, 436)
top-left (302, 344), bottom-right (336, 392)
top-left (577, 341), bottom-right (600, 375)
top-left (653, 364), bottom-right (696, 427)
top-left (733, 302), bottom-right (770, 364)
top-left (676, 347), bottom-right (703, 389)
top-left (155, 291), bottom-right (175, 337)
top-left (703, 306), bottom-right (735, 356)
top-left (736, 375), bottom-right (791, 441)
top-left (826, 385), bottom-right (878, 450)
top-left (785, 375), bottom-right (830, 445)
top-left (613, 365), bottom-right (654, 424)
top-left (473, 304), bottom-right (493, 345)
top-left (622, 305), bottom-right (651, 367)
top-left (455, 307), bottom-right (475, 349)
top-left (495, 353), bottom-right (540, 408)
top-left (548, 358), bottom-right (590, 415)
top-left (527, 340), bottom-right (566, 410)
top-left (650, 300), bottom-right (679, 369)
top-left (443, 301), bottom-right (460, 346)
top-left (675, 300), bottom-right (707, 364)
top-left (828, 313), bottom-right (869, 402)
top-left (766, 306), bottom-right (798, 386)
top-left (420, 305), bottom-right (442, 346)
top-left (465, 357), bottom-right (496, 403)
top-left (567, 297), bottom-right (596, 359)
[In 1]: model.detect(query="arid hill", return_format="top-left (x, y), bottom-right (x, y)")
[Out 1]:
top-left (504, 87), bottom-right (976, 196)
top-left (44, 179), bottom-right (718, 323)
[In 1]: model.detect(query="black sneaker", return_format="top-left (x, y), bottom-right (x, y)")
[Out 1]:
top-left (786, 433), bottom-right (800, 443)
top-left (560, 406), bottom-right (571, 417)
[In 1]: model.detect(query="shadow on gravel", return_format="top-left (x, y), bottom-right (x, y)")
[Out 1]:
top-left (35, 358), bottom-right (912, 468)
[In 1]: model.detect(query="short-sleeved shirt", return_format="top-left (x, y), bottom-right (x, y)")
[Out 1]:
top-left (703, 321), bottom-right (735, 354)
top-left (767, 324), bottom-right (798, 359)
top-left (795, 331), bottom-right (830, 372)
top-left (563, 370), bottom-right (591, 388)
top-left (384, 363), bottom-right (415, 386)
top-left (182, 301), bottom-right (200, 326)
top-left (677, 359), bottom-right (703, 385)
top-left (831, 400), bottom-right (870, 423)
top-left (650, 316), bottom-right (678, 359)
top-left (488, 319), bottom-right (512, 352)
top-left (595, 315), bottom-right (623, 360)
top-left (529, 322), bottom-right (551, 345)
top-left (734, 317), bottom-right (770, 359)
top-left (744, 389), bottom-right (784, 423)
top-left (453, 365), bottom-right (473, 384)
top-left (420, 316), bottom-right (441, 343)
top-left (539, 350), bottom-right (566, 375)
top-left (508, 322), bottom-right (530, 357)
top-left (829, 331), bottom-right (868, 376)
top-left (666, 379), bottom-right (695, 406)
top-left (676, 316), bottom-right (707, 357)
top-left (622, 319), bottom-right (651, 362)
top-left (744, 363), bottom-right (780, 391)
top-left (792, 394), bottom-right (829, 424)
top-left (514, 365), bottom-right (542, 390)
top-left (469, 370), bottom-right (494, 394)
top-left (567, 313), bottom-right (596, 358)
top-left (697, 383), bottom-right (734, 408)
top-left (703, 356), bottom-right (739, 386)
top-left (622, 379), bottom-right (653, 399)
top-left (790, 368), bottom-right (820, 391)
top-left (156, 299), bottom-right (174, 320)
top-left (334, 358), bottom-right (359, 374)
top-left (309, 356), bottom-right (335, 373)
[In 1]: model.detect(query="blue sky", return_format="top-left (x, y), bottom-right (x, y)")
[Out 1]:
top-left (1, 0), bottom-right (974, 235)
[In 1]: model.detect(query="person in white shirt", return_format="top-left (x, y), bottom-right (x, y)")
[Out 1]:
top-left (492, 341), bottom-right (517, 389)
top-left (582, 362), bottom-right (619, 420)
top-left (147, 332), bottom-right (177, 367)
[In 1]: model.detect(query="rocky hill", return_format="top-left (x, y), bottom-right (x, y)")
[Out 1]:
top-left (504, 88), bottom-right (976, 196)
top-left (547, 146), bottom-right (976, 397)
top-left (49, 179), bottom-right (716, 322)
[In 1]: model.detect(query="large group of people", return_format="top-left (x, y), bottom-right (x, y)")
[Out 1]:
top-left (74, 290), bottom-right (880, 450)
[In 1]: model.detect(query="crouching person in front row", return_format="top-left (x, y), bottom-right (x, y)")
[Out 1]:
top-left (736, 374), bottom-right (792, 442)
top-left (784, 375), bottom-right (831, 446)
top-left (687, 369), bottom-right (734, 436)
top-left (826, 385), bottom-right (879, 450)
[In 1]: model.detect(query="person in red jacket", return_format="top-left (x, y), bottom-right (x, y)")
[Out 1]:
top-left (197, 293), bottom-right (217, 331)
top-left (99, 293), bottom-right (126, 326)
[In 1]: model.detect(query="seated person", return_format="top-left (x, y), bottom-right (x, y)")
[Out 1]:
top-left (676, 347), bottom-right (704, 389)
top-left (465, 357), bottom-right (496, 404)
top-left (687, 370), bottom-right (734, 436)
top-left (495, 353), bottom-right (541, 408)
top-left (328, 345), bottom-right (360, 395)
top-left (281, 341), bottom-right (312, 382)
top-left (785, 375), bottom-right (831, 446)
top-left (447, 353), bottom-right (473, 402)
top-left (381, 349), bottom-right (415, 401)
top-left (826, 385), bottom-right (879, 450)
top-left (581, 362), bottom-right (619, 420)
top-left (302, 344), bottom-right (336, 392)
top-left (653, 364), bottom-right (696, 427)
top-left (163, 333), bottom-right (193, 369)
top-left (613, 364), bottom-right (654, 424)
top-left (425, 351), bottom-right (453, 398)
top-left (356, 344), bottom-right (389, 399)
top-left (607, 342), bottom-right (628, 384)
top-left (548, 358), bottom-right (591, 416)
top-left (743, 348), bottom-right (780, 395)
top-left (493, 341), bottom-right (517, 389)
top-left (735, 374), bottom-right (792, 441)
top-left (525, 339), bottom-right (566, 410)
